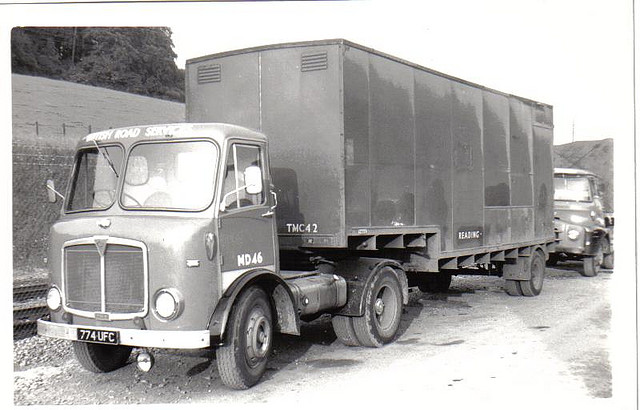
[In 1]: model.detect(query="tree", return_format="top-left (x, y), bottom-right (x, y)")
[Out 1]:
top-left (11, 27), bottom-right (184, 102)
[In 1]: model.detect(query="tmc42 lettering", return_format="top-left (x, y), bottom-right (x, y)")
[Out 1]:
top-left (237, 252), bottom-right (263, 267)
top-left (286, 223), bottom-right (318, 233)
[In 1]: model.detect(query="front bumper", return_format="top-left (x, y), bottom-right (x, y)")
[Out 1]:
top-left (37, 319), bottom-right (211, 349)
top-left (554, 221), bottom-right (602, 256)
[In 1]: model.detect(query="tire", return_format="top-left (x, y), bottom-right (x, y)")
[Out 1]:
top-left (601, 237), bottom-right (614, 269)
top-left (546, 253), bottom-right (559, 266)
top-left (331, 315), bottom-right (360, 346)
top-left (417, 273), bottom-right (452, 293)
top-left (217, 287), bottom-right (273, 389)
top-left (352, 267), bottom-right (403, 348)
top-left (504, 279), bottom-right (523, 296)
top-left (73, 341), bottom-right (132, 373)
top-left (520, 251), bottom-right (545, 297)
top-left (582, 244), bottom-right (603, 277)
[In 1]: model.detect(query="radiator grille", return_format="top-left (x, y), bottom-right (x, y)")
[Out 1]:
top-left (197, 64), bottom-right (221, 84)
top-left (63, 240), bottom-right (146, 317)
top-left (301, 51), bottom-right (328, 72)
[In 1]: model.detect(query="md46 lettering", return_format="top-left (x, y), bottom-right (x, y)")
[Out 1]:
top-left (286, 223), bottom-right (319, 233)
top-left (237, 252), bottom-right (264, 267)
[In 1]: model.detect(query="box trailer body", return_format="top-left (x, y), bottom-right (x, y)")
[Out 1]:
top-left (38, 39), bottom-right (556, 389)
top-left (186, 39), bottom-right (555, 269)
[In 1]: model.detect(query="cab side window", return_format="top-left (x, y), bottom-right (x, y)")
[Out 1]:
top-left (221, 144), bottom-right (264, 210)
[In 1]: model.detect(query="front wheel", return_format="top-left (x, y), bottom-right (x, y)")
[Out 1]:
top-left (601, 237), bottom-right (614, 270)
top-left (352, 267), bottom-right (403, 347)
top-left (73, 341), bottom-right (132, 373)
top-left (582, 244), bottom-right (603, 277)
top-left (216, 287), bottom-right (273, 389)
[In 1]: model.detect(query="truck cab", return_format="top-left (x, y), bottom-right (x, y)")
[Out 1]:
top-left (38, 123), bottom-right (351, 388)
top-left (549, 168), bottom-right (613, 275)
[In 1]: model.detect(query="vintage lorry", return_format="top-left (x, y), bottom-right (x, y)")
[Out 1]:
top-left (38, 39), bottom-right (555, 389)
top-left (549, 167), bottom-right (613, 276)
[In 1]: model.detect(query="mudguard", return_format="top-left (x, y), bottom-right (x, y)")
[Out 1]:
top-left (208, 269), bottom-right (300, 345)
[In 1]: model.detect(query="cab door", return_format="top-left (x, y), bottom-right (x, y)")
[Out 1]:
top-left (217, 142), bottom-right (277, 293)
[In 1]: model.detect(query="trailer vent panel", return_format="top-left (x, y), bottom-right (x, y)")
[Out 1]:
top-left (301, 51), bottom-right (328, 72)
top-left (197, 64), bottom-right (221, 84)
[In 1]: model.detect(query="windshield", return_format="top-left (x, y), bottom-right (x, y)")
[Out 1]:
top-left (554, 176), bottom-right (592, 202)
top-left (121, 141), bottom-right (218, 210)
top-left (66, 145), bottom-right (124, 212)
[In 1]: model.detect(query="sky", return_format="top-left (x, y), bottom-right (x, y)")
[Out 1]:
top-left (0, 0), bottom-right (634, 146)
top-left (166, 0), bottom-right (635, 147)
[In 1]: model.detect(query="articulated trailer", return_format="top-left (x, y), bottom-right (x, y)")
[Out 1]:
top-left (38, 39), bottom-right (555, 389)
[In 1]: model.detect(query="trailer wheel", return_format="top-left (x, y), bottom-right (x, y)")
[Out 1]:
top-left (417, 273), bottom-right (452, 293)
top-left (504, 280), bottom-right (523, 296)
top-left (352, 267), bottom-right (403, 347)
top-left (72, 341), bottom-right (132, 373)
top-left (601, 237), bottom-right (614, 269)
top-left (519, 251), bottom-right (545, 296)
top-left (217, 286), bottom-right (273, 389)
top-left (582, 244), bottom-right (603, 277)
top-left (331, 315), bottom-right (360, 346)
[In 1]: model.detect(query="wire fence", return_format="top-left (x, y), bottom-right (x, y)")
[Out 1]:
top-left (13, 274), bottom-right (50, 340)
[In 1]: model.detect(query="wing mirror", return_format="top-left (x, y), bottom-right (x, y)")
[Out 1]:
top-left (244, 166), bottom-right (263, 195)
top-left (46, 179), bottom-right (64, 203)
top-left (219, 166), bottom-right (263, 212)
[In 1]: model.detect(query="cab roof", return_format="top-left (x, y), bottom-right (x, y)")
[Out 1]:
top-left (79, 123), bottom-right (266, 148)
top-left (554, 167), bottom-right (597, 177)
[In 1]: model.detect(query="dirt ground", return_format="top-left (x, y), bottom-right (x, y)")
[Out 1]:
top-left (14, 264), bottom-right (620, 408)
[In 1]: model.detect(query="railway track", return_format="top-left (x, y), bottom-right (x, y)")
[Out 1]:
top-left (13, 279), bottom-right (49, 340)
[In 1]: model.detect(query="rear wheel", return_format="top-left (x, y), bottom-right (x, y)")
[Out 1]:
top-left (504, 279), bottom-right (523, 296)
top-left (417, 273), bottom-right (452, 293)
top-left (520, 251), bottom-right (545, 296)
top-left (73, 341), bottom-right (132, 373)
top-left (331, 315), bottom-right (360, 346)
top-left (352, 267), bottom-right (403, 347)
top-left (217, 287), bottom-right (273, 389)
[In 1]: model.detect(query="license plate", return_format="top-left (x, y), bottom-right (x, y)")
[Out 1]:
top-left (77, 328), bottom-right (120, 345)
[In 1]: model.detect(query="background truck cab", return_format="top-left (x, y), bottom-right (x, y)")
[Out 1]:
top-left (549, 167), bottom-right (614, 276)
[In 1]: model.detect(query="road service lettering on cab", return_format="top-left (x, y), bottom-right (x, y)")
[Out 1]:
top-left (237, 252), bottom-right (264, 267)
top-left (84, 125), bottom-right (189, 142)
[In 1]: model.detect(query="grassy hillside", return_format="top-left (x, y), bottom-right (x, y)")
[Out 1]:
top-left (12, 74), bottom-right (185, 270)
top-left (553, 139), bottom-right (614, 212)
top-left (12, 73), bottom-right (185, 149)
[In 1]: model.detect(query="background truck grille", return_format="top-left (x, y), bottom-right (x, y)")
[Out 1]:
top-left (64, 240), bottom-right (146, 317)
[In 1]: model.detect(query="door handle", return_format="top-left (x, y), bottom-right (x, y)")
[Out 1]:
top-left (262, 191), bottom-right (278, 217)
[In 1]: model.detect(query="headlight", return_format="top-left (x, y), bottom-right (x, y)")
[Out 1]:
top-left (46, 286), bottom-right (62, 311)
top-left (154, 289), bottom-right (183, 320)
top-left (567, 229), bottom-right (581, 240)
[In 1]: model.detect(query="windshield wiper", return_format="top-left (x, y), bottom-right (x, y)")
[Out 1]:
top-left (93, 140), bottom-right (119, 178)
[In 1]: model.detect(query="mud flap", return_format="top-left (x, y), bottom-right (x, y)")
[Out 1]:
top-left (502, 256), bottom-right (532, 281)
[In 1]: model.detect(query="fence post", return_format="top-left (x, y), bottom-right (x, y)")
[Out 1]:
top-left (62, 123), bottom-right (66, 136)
top-left (35, 121), bottom-right (39, 136)
top-left (88, 125), bottom-right (92, 134)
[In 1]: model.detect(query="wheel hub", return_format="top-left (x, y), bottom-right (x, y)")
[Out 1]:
top-left (374, 298), bottom-right (385, 315)
top-left (246, 312), bottom-right (271, 367)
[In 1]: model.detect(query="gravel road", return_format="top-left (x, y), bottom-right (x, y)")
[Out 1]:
top-left (14, 264), bottom-right (617, 407)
